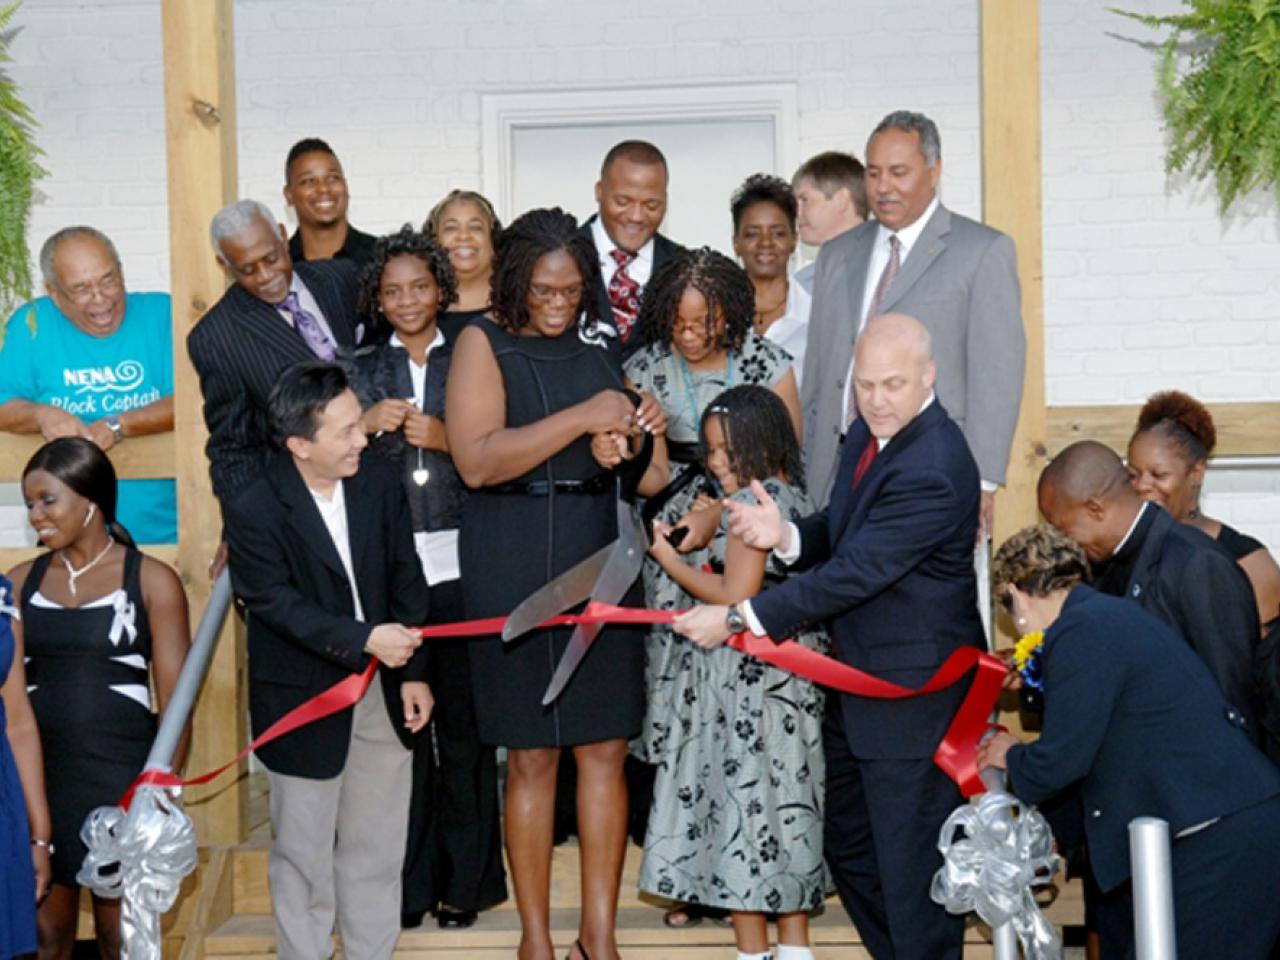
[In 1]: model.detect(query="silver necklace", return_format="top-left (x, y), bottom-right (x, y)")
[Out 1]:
top-left (60, 536), bottom-right (114, 597)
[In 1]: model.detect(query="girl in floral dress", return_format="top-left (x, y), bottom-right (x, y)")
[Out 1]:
top-left (640, 385), bottom-right (826, 960)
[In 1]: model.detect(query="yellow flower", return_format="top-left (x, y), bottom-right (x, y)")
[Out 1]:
top-left (1013, 631), bottom-right (1044, 671)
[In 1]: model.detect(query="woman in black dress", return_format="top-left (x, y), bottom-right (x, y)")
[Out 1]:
top-left (447, 208), bottom-right (665, 960)
top-left (1126, 389), bottom-right (1280, 634)
top-left (8, 438), bottom-right (189, 960)
top-left (351, 226), bottom-right (507, 929)
top-left (427, 189), bottom-right (501, 343)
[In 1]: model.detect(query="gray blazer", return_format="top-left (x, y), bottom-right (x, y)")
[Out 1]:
top-left (801, 203), bottom-right (1026, 505)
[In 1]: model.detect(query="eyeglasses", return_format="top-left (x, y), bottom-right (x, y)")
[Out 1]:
top-left (61, 271), bottom-right (123, 305)
top-left (529, 283), bottom-right (584, 303)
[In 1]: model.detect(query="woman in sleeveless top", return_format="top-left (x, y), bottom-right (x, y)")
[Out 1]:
top-left (1, 573), bottom-right (52, 959)
top-left (8, 438), bottom-right (190, 960)
top-left (448, 208), bottom-right (666, 960)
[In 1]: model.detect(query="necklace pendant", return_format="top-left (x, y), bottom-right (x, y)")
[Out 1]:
top-left (412, 467), bottom-right (430, 486)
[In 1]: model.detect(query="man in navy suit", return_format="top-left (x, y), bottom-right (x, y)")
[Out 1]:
top-left (676, 313), bottom-right (984, 959)
top-left (189, 198), bottom-right (365, 511)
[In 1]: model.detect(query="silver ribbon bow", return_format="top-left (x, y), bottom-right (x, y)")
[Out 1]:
top-left (78, 785), bottom-right (199, 960)
top-left (108, 592), bottom-right (137, 647)
top-left (931, 789), bottom-right (1063, 959)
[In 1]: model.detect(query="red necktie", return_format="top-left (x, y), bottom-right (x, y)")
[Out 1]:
top-left (853, 435), bottom-right (879, 489)
top-left (608, 248), bottom-right (641, 343)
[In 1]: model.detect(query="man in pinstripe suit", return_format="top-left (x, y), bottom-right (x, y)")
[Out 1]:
top-left (189, 199), bottom-right (366, 510)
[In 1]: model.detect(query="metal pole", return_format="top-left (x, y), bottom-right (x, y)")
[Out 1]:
top-left (1129, 816), bottom-right (1177, 960)
top-left (142, 566), bottom-right (233, 772)
top-left (980, 763), bottom-right (1022, 960)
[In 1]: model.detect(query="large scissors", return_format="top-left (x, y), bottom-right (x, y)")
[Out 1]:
top-left (502, 411), bottom-right (661, 705)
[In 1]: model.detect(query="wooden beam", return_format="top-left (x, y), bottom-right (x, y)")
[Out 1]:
top-left (981, 0), bottom-right (1046, 550)
top-left (0, 433), bottom-right (174, 483)
top-left (1047, 402), bottom-right (1280, 458)
top-left (161, 0), bottom-right (245, 845)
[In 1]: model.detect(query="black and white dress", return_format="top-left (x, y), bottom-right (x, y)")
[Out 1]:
top-left (21, 548), bottom-right (154, 887)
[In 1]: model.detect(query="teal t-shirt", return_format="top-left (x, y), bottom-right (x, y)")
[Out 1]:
top-left (0, 293), bottom-right (178, 544)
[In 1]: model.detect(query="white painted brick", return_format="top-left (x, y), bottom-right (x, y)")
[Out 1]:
top-left (1121, 324), bottom-right (1191, 350)
top-left (1194, 323), bottom-right (1267, 347)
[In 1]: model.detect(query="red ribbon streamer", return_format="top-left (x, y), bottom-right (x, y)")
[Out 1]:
top-left (121, 601), bottom-right (1004, 809)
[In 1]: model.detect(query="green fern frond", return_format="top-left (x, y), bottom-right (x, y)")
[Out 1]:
top-left (1112, 1), bottom-right (1280, 214)
top-left (0, 0), bottom-right (47, 319)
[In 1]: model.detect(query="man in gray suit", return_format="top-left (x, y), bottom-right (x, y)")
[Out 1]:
top-left (801, 111), bottom-right (1025, 536)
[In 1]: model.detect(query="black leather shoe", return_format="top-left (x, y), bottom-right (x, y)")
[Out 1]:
top-left (436, 906), bottom-right (478, 929)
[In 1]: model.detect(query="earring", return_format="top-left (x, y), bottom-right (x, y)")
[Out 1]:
top-left (1016, 616), bottom-right (1027, 628)
top-left (82, 502), bottom-right (96, 528)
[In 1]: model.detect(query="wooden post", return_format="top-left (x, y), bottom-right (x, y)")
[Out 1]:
top-left (981, 1), bottom-right (1046, 568)
top-left (161, 0), bottom-right (245, 844)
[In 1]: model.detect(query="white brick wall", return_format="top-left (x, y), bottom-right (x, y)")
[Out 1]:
top-left (5, 0), bottom-right (1278, 553)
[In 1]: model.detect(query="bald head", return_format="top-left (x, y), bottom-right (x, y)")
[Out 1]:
top-left (852, 313), bottom-right (936, 440)
top-left (1038, 440), bottom-right (1143, 563)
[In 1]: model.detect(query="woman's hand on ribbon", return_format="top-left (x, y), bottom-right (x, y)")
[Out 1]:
top-left (975, 729), bottom-right (1019, 772)
top-left (364, 623), bottom-right (422, 668)
top-left (634, 391), bottom-right (667, 437)
top-left (401, 681), bottom-right (433, 733)
top-left (673, 603), bottom-right (732, 649)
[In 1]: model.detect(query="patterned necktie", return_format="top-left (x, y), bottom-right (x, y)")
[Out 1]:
top-left (280, 291), bottom-right (336, 362)
top-left (852, 434), bottom-right (879, 490)
top-left (608, 248), bottom-right (641, 343)
top-left (845, 234), bottom-right (904, 427)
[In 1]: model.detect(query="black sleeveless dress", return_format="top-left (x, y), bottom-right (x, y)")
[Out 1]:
top-left (460, 319), bottom-right (645, 748)
top-left (21, 548), bottom-right (155, 887)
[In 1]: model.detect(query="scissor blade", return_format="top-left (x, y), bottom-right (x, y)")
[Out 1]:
top-left (501, 543), bottom-right (613, 642)
top-left (541, 502), bottom-right (647, 704)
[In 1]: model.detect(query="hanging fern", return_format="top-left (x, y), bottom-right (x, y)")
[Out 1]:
top-left (1113, 0), bottom-right (1280, 214)
top-left (0, 0), bottom-right (46, 320)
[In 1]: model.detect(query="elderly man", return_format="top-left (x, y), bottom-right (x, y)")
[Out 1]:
top-left (677, 314), bottom-right (984, 960)
top-left (791, 150), bottom-right (867, 296)
top-left (283, 137), bottom-right (377, 265)
top-left (579, 139), bottom-right (684, 358)
top-left (802, 111), bottom-right (1025, 534)
top-left (0, 226), bottom-right (176, 542)
top-left (1038, 440), bottom-right (1261, 742)
top-left (188, 199), bottom-right (364, 509)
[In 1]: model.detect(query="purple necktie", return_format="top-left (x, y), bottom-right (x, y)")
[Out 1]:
top-left (280, 291), bottom-right (336, 361)
top-left (846, 235), bottom-right (903, 427)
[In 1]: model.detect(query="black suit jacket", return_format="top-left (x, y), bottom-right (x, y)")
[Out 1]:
top-left (1007, 586), bottom-right (1280, 892)
top-left (224, 451), bottom-right (430, 779)
top-left (578, 215), bottom-right (684, 361)
top-left (187, 260), bottom-right (363, 507)
top-left (751, 401), bottom-right (986, 759)
top-left (1095, 502), bottom-right (1262, 742)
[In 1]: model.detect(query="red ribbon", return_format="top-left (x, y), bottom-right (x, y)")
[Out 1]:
top-left (120, 601), bottom-right (1004, 809)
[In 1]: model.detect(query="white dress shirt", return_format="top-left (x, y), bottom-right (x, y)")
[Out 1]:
top-left (309, 480), bottom-right (365, 622)
top-left (762, 279), bottom-right (812, 391)
top-left (592, 216), bottom-right (655, 291)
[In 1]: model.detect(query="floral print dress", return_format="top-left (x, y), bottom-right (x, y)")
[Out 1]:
top-left (638, 478), bottom-right (829, 914)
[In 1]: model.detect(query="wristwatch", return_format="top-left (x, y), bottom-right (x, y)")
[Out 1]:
top-left (725, 604), bottom-right (747, 635)
top-left (105, 415), bottom-right (124, 443)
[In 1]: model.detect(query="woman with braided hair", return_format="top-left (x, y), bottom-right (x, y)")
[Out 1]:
top-left (1126, 390), bottom-right (1280, 634)
top-left (447, 207), bottom-right (667, 960)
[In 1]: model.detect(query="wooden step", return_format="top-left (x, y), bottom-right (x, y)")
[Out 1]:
top-left (204, 907), bottom-right (1009, 958)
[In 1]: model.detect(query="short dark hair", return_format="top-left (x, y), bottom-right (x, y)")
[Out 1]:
top-left (792, 151), bottom-right (869, 220)
top-left (358, 225), bottom-right (459, 341)
top-left (600, 139), bottom-right (668, 178)
top-left (868, 111), bottom-right (941, 166)
top-left (730, 173), bottom-right (798, 232)
top-left (489, 207), bottom-right (600, 333)
top-left (700, 384), bottom-right (803, 489)
top-left (23, 437), bottom-right (134, 547)
top-left (285, 137), bottom-right (337, 182)
top-left (639, 247), bottom-right (754, 355)
top-left (268, 362), bottom-right (352, 447)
